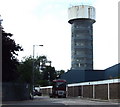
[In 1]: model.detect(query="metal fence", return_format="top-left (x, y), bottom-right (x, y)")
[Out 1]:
top-left (2, 82), bottom-right (31, 101)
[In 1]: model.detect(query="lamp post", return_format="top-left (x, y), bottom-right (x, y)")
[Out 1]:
top-left (32, 45), bottom-right (43, 99)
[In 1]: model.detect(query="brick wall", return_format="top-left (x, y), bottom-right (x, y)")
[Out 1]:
top-left (41, 88), bottom-right (51, 95)
top-left (83, 85), bottom-right (93, 98)
top-left (110, 83), bottom-right (120, 99)
top-left (68, 87), bottom-right (74, 97)
top-left (95, 84), bottom-right (108, 100)
top-left (73, 86), bottom-right (79, 97)
top-left (41, 79), bottom-right (120, 100)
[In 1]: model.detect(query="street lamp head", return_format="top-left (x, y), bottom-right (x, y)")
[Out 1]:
top-left (39, 45), bottom-right (43, 46)
top-left (33, 45), bottom-right (43, 47)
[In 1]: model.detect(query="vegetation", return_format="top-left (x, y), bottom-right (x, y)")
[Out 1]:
top-left (2, 29), bottom-right (23, 82)
top-left (17, 56), bottom-right (33, 84)
top-left (17, 56), bottom-right (65, 86)
top-left (2, 27), bottom-right (65, 85)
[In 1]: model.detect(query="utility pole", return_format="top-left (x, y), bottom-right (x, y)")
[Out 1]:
top-left (32, 45), bottom-right (43, 99)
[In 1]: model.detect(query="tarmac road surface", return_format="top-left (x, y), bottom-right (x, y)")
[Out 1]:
top-left (2, 96), bottom-right (120, 107)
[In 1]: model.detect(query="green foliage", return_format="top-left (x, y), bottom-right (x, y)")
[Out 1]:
top-left (17, 55), bottom-right (65, 86)
top-left (43, 66), bottom-right (56, 85)
top-left (38, 80), bottom-right (49, 87)
top-left (36, 56), bottom-right (47, 70)
top-left (17, 56), bottom-right (33, 84)
top-left (56, 70), bottom-right (65, 78)
top-left (2, 30), bottom-right (23, 82)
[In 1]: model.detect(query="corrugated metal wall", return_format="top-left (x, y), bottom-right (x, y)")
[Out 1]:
top-left (60, 63), bottom-right (120, 84)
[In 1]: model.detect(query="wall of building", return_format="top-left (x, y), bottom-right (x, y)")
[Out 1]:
top-left (105, 63), bottom-right (120, 79)
top-left (60, 63), bottom-right (120, 84)
top-left (41, 79), bottom-right (120, 101)
top-left (67, 79), bottom-right (120, 100)
top-left (60, 70), bottom-right (85, 84)
top-left (40, 86), bottom-right (52, 96)
top-left (85, 70), bottom-right (105, 81)
top-left (68, 5), bottom-right (96, 70)
top-left (60, 69), bottom-right (105, 84)
top-left (70, 20), bottom-right (94, 70)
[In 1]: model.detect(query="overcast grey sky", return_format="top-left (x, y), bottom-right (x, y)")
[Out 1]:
top-left (0, 0), bottom-right (119, 71)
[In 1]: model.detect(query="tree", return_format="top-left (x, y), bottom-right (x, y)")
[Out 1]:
top-left (17, 55), bottom-right (65, 86)
top-left (2, 30), bottom-right (23, 82)
top-left (17, 56), bottom-right (33, 84)
top-left (17, 56), bottom-right (44, 84)
top-left (37, 56), bottom-right (47, 70)
top-left (17, 56), bottom-right (50, 85)
top-left (56, 70), bottom-right (65, 78)
top-left (43, 66), bottom-right (56, 85)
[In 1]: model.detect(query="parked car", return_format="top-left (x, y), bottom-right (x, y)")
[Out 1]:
top-left (33, 86), bottom-right (42, 96)
top-left (33, 89), bottom-right (42, 96)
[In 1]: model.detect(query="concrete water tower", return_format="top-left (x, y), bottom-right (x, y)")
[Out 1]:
top-left (68, 5), bottom-right (96, 70)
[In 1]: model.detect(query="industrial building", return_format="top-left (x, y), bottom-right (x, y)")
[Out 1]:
top-left (40, 5), bottom-right (119, 100)
top-left (60, 63), bottom-right (120, 84)
top-left (60, 5), bottom-right (119, 84)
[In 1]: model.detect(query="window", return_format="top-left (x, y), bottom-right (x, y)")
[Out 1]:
top-left (80, 43), bottom-right (84, 46)
top-left (76, 34), bottom-right (79, 37)
top-left (88, 8), bottom-right (91, 18)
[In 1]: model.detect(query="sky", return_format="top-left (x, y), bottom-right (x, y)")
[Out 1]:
top-left (0, 0), bottom-right (119, 71)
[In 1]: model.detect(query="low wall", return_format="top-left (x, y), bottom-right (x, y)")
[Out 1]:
top-left (110, 83), bottom-right (120, 99)
top-left (41, 79), bottom-right (120, 100)
top-left (83, 85), bottom-right (93, 98)
top-left (95, 84), bottom-right (108, 100)
top-left (2, 82), bottom-right (31, 101)
top-left (41, 86), bottom-right (52, 96)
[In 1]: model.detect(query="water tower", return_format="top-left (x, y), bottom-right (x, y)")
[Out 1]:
top-left (68, 5), bottom-right (96, 70)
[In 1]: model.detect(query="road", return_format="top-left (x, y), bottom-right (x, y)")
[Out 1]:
top-left (2, 96), bottom-right (120, 107)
